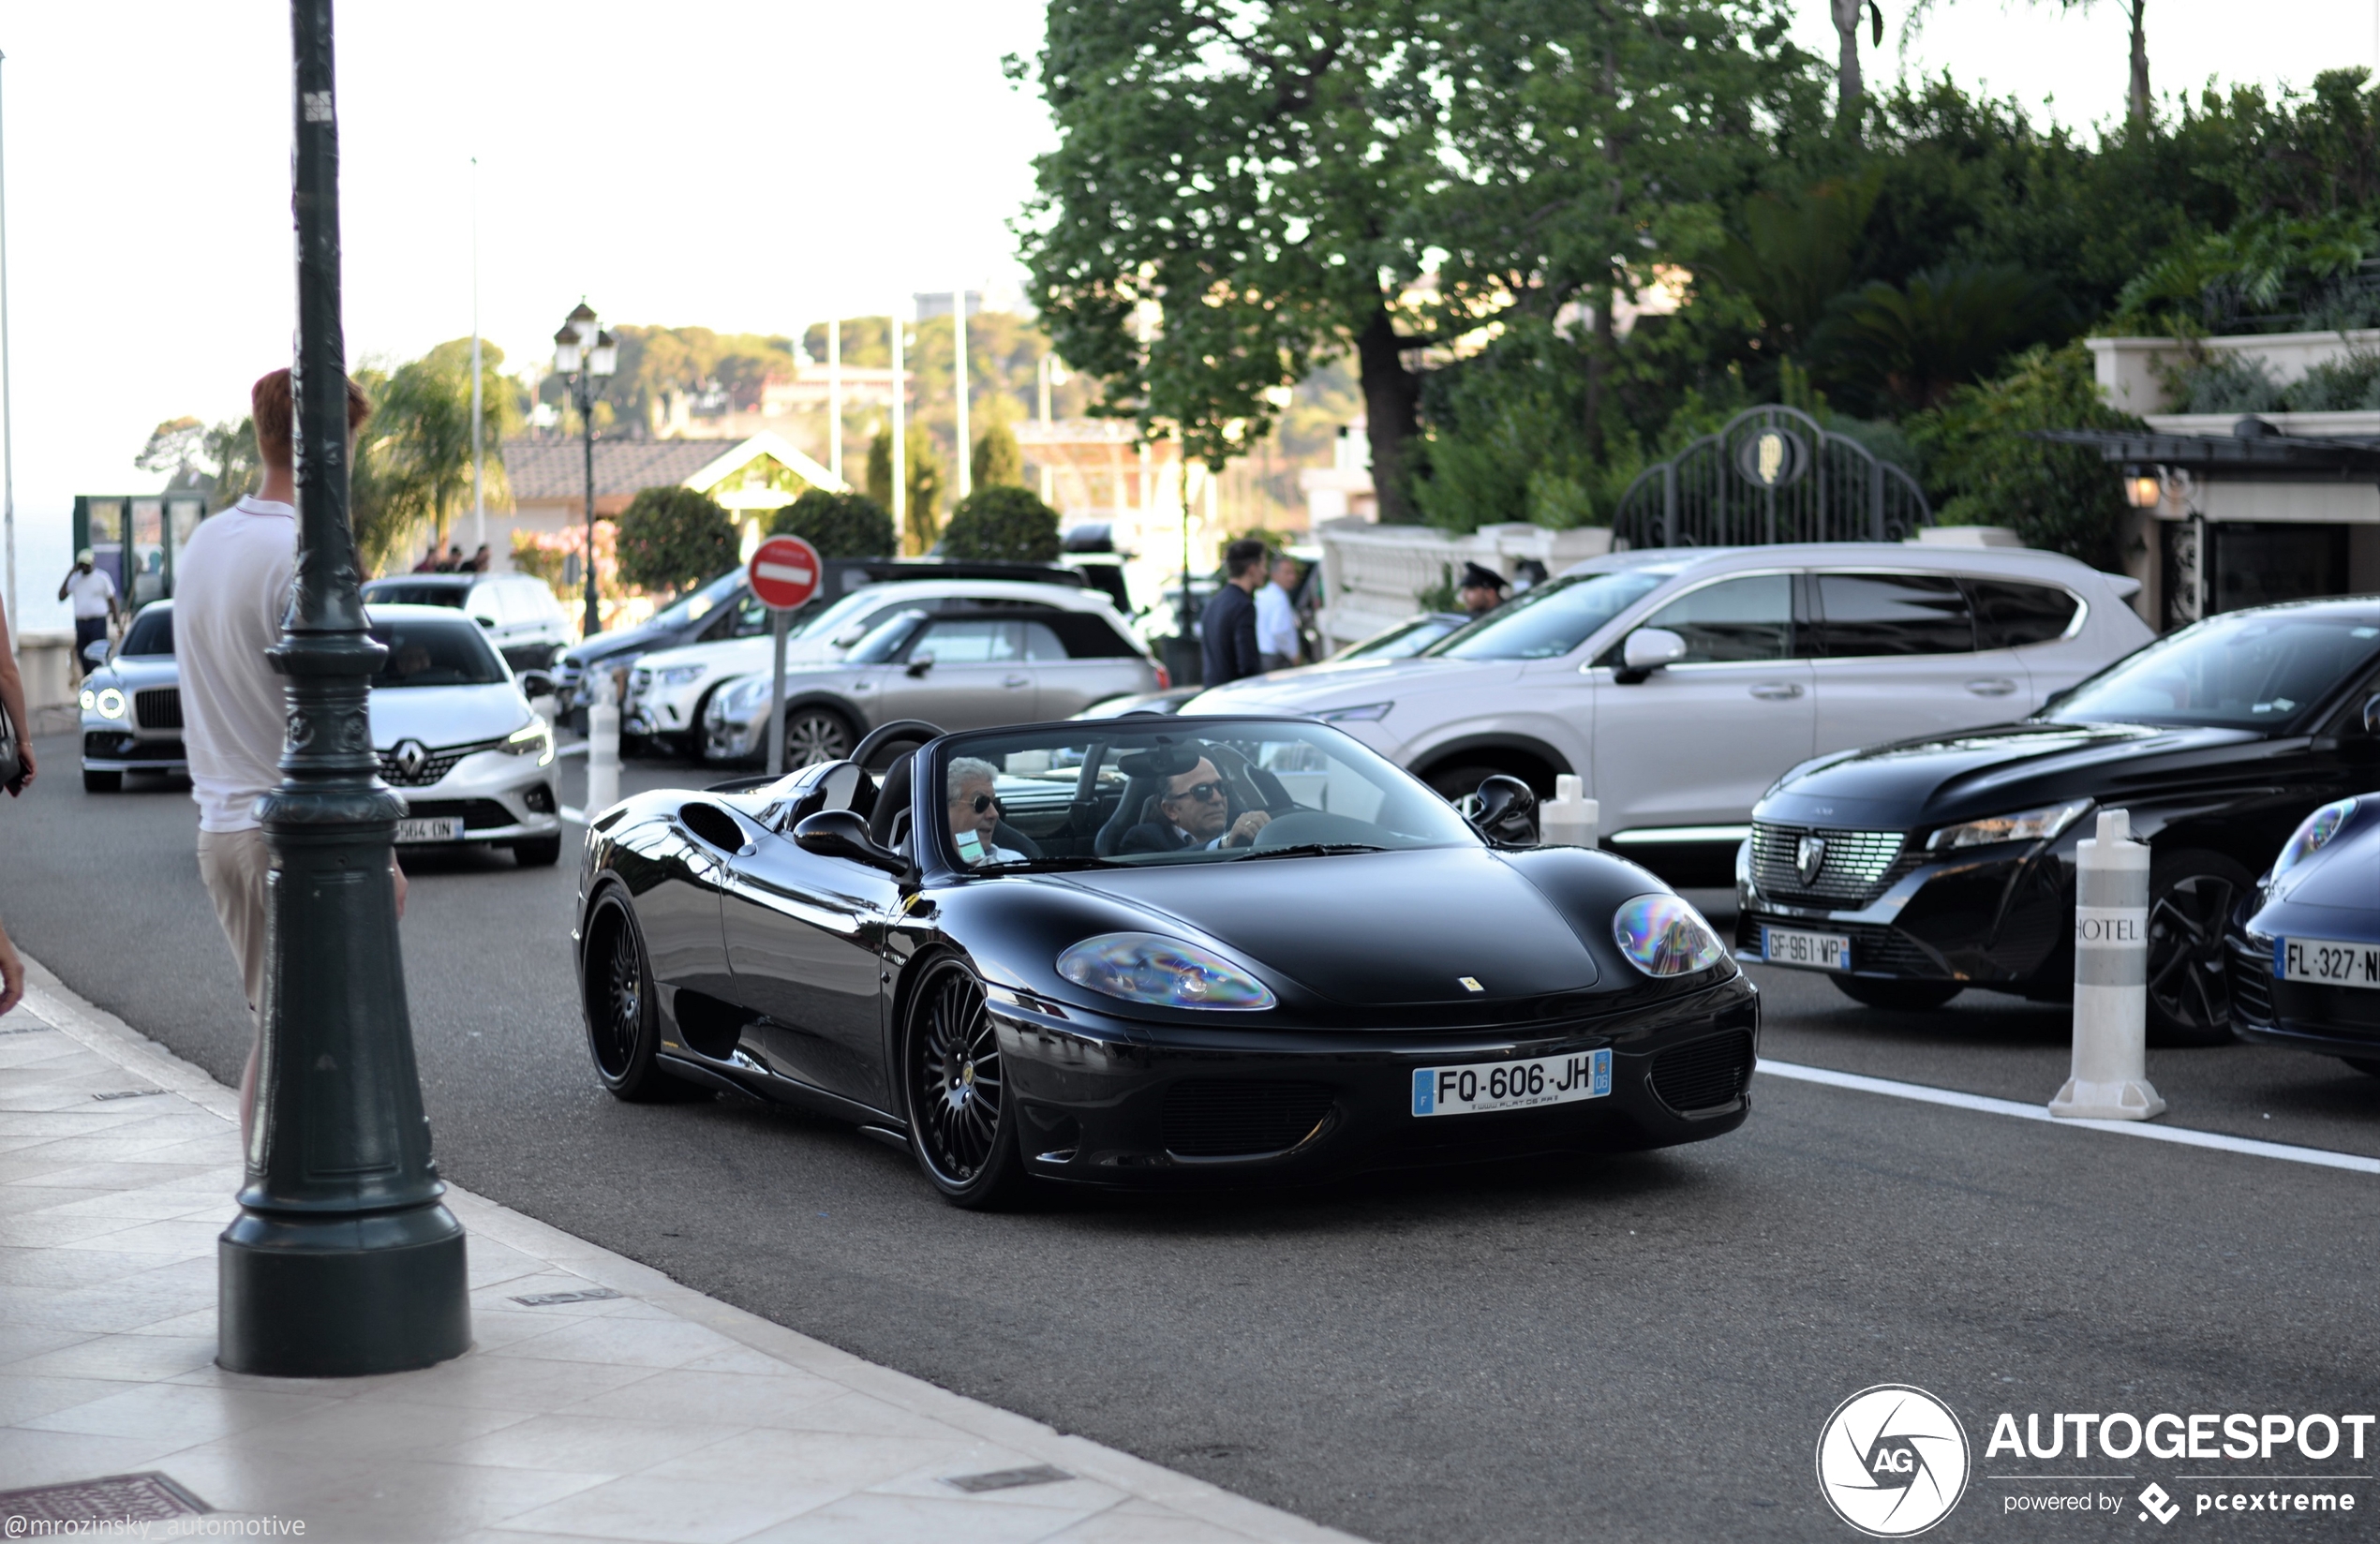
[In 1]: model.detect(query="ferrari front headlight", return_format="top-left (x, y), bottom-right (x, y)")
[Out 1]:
top-left (1056, 932), bottom-right (1276, 1011)
top-left (1924, 798), bottom-right (2092, 853)
top-left (1612, 893), bottom-right (1724, 978)
top-left (95, 687), bottom-right (126, 720)
top-left (2271, 797), bottom-right (2357, 883)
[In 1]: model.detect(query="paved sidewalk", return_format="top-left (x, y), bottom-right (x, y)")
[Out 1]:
top-left (0, 957), bottom-right (1363, 1544)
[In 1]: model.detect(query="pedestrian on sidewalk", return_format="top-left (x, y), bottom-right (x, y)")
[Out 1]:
top-left (1200, 537), bottom-right (1267, 689)
top-left (0, 588), bottom-right (33, 796)
top-left (175, 368), bottom-right (402, 1141)
top-left (1256, 552), bottom-right (1302, 673)
top-left (58, 548), bottom-right (121, 678)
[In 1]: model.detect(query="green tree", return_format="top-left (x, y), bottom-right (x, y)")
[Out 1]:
top-left (134, 417), bottom-right (207, 484)
top-left (971, 422), bottom-right (1024, 489)
top-left (202, 418), bottom-right (260, 512)
top-left (615, 487), bottom-right (738, 594)
top-left (1811, 262), bottom-right (2065, 414)
top-left (351, 338), bottom-right (522, 572)
top-left (768, 489), bottom-right (895, 557)
top-left (903, 433), bottom-right (945, 556)
top-left (940, 485), bottom-right (1061, 562)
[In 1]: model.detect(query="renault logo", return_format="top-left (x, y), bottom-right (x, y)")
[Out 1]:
top-left (1795, 834), bottom-right (1827, 884)
top-left (393, 739), bottom-right (430, 779)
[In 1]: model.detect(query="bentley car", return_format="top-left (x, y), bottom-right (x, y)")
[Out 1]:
top-left (1739, 597), bottom-right (2380, 1044)
top-left (573, 715), bottom-right (1759, 1207)
top-left (79, 601), bottom-right (184, 792)
top-left (2230, 791), bottom-right (2380, 1076)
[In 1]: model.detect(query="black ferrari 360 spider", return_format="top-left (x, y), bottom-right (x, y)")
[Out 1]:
top-left (573, 715), bottom-right (1759, 1206)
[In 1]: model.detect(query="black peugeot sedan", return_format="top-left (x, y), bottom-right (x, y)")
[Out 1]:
top-left (1738, 598), bottom-right (2380, 1045)
top-left (574, 715), bottom-right (1759, 1206)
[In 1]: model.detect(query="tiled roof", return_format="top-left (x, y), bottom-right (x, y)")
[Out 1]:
top-left (502, 437), bottom-right (739, 501)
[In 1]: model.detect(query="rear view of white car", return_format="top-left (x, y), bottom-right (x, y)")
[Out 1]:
top-left (366, 605), bottom-right (564, 866)
top-left (1186, 542), bottom-right (2152, 880)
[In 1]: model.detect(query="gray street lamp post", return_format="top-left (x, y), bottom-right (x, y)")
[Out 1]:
top-left (216, 0), bottom-right (470, 1377)
top-left (553, 306), bottom-right (617, 639)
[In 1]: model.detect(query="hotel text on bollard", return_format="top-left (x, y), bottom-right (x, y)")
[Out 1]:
top-left (2049, 808), bottom-right (2166, 1121)
top-left (586, 670), bottom-right (621, 817)
top-left (1539, 774), bottom-right (1600, 850)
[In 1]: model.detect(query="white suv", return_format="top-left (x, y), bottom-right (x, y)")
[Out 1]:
top-left (625, 578), bottom-right (1152, 759)
top-left (1184, 543), bottom-right (2152, 880)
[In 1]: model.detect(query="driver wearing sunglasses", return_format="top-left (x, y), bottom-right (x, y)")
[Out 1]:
top-left (946, 756), bottom-right (1025, 868)
top-left (1119, 755), bottom-right (1272, 854)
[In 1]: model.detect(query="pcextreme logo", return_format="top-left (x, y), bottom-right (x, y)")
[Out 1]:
top-left (1817, 1385), bottom-right (1972, 1537)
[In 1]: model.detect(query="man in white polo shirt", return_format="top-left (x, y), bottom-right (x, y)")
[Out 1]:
top-left (58, 549), bottom-right (121, 680)
top-left (175, 367), bottom-right (399, 1138)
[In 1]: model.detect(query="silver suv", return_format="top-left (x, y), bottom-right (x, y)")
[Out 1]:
top-left (1185, 543), bottom-right (2153, 880)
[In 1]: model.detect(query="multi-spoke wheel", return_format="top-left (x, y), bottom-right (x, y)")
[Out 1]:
top-left (2144, 850), bottom-right (2253, 1047)
top-left (581, 893), bottom-right (703, 1102)
top-left (784, 707), bottom-right (855, 769)
top-left (902, 958), bottom-right (1027, 1209)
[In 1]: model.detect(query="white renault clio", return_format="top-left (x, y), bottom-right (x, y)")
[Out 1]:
top-left (1185, 542), bottom-right (2152, 880)
top-left (366, 604), bottom-right (564, 866)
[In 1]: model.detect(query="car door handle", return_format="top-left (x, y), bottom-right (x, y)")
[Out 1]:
top-left (1965, 677), bottom-right (2018, 696)
top-left (1748, 682), bottom-right (1804, 700)
top-left (1003, 674), bottom-right (1031, 689)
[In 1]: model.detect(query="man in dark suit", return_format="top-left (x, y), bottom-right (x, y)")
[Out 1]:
top-left (1118, 755), bottom-right (1272, 854)
top-left (1199, 538), bottom-right (1268, 688)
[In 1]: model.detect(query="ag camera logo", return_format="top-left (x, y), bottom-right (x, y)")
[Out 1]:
top-left (1817, 1385), bottom-right (1971, 1537)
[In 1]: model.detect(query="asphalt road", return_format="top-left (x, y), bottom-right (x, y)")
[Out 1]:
top-left (6, 732), bottom-right (2379, 1543)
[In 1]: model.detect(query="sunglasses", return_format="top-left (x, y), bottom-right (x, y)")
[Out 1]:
top-left (1168, 779), bottom-right (1227, 804)
top-left (953, 792), bottom-right (1002, 815)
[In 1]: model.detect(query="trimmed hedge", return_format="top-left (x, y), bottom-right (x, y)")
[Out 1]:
top-left (768, 489), bottom-right (895, 557)
top-left (940, 484), bottom-right (1061, 562)
top-left (615, 486), bottom-right (737, 596)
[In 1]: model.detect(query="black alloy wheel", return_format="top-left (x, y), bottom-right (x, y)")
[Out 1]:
top-left (903, 958), bottom-right (1028, 1209)
top-left (582, 894), bottom-right (702, 1102)
top-left (2143, 849), bottom-right (2254, 1047)
top-left (1832, 975), bottom-right (1964, 1012)
top-left (784, 707), bottom-right (855, 770)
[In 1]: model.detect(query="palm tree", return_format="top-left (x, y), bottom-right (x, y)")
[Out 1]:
top-left (353, 339), bottom-right (521, 573)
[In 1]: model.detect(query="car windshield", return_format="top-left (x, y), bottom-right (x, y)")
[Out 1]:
top-left (1340, 615), bottom-right (1463, 661)
top-left (930, 720), bottom-right (1480, 871)
top-left (360, 582), bottom-right (466, 608)
top-left (647, 570), bottom-right (745, 631)
top-left (367, 618), bottom-right (509, 688)
top-left (1423, 569), bottom-right (1671, 661)
top-left (2045, 609), bottom-right (2380, 730)
top-left (120, 607), bottom-right (173, 656)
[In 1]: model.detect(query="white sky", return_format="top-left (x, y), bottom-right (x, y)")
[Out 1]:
top-left (4, 0), bottom-right (2376, 626)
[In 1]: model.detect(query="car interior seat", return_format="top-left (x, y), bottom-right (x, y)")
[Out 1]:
top-left (870, 751), bottom-right (915, 852)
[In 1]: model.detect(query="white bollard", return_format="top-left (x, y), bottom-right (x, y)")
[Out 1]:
top-left (1538, 773), bottom-right (1600, 850)
top-left (2049, 808), bottom-right (2165, 1121)
top-left (585, 670), bottom-right (621, 818)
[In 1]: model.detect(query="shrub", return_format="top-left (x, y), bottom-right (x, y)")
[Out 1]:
top-left (971, 422), bottom-right (1025, 489)
top-left (768, 488), bottom-right (894, 557)
top-left (940, 484), bottom-right (1061, 561)
top-left (2167, 353), bottom-right (2283, 413)
top-left (614, 486), bottom-right (738, 595)
top-left (2285, 351), bottom-right (2380, 411)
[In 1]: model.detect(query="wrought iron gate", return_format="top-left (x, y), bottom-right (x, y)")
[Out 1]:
top-left (1614, 406), bottom-right (1931, 548)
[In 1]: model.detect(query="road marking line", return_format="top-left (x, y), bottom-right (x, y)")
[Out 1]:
top-left (554, 741), bottom-right (588, 758)
top-left (1756, 1058), bottom-right (2380, 1176)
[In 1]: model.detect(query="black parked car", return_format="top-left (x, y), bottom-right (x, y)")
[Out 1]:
top-left (573, 716), bottom-right (1759, 1206)
top-left (1739, 598), bottom-right (2380, 1044)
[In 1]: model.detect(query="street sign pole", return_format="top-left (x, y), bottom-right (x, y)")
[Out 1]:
top-left (766, 605), bottom-right (788, 778)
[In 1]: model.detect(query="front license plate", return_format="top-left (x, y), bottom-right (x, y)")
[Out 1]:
top-left (394, 817), bottom-right (464, 844)
top-left (2278, 937), bottom-right (2380, 989)
top-left (1763, 925), bottom-right (1851, 972)
top-left (1412, 1048), bottom-right (1612, 1118)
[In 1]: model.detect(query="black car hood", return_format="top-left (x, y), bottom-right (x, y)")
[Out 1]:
top-left (1054, 847), bottom-right (1600, 1006)
top-left (1762, 720), bottom-right (2268, 829)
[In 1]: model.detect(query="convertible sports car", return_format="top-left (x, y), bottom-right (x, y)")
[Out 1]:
top-left (573, 715), bottom-right (1759, 1206)
top-left (2230, 792), bottom-right (2380, 1076)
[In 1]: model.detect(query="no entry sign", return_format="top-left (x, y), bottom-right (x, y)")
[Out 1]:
top-left (748, 535), bottom-right (823, 611)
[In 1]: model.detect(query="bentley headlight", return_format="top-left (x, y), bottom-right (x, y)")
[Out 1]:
top-left (2272, 797), bottom-right (2357, 882)
top-left (657, 664), bottom-right (705, 688)
top-left (1924, 798), bottom-right (2092, 853)
top-left (1057, 932), bottom-right (1276, 1011)
top-left (1612, 893), bottom-right (1724, 977)
top-left (1317, 702), bottom-right (1392, 723)
top-left (95, 687), bottom-right (126, 720)
top-left (79, 688), bottom-right (97, 711)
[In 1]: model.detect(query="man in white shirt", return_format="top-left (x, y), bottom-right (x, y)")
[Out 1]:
top-left (58, 550), bottom-right (120, 680)
top-left (176, 367), bottom-right (397, 1139)
top-left (1255, 553), bottom-right (1302, 673)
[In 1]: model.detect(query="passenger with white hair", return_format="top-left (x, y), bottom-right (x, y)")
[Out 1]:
top-left (946, 755), bottom-right (1025, 867)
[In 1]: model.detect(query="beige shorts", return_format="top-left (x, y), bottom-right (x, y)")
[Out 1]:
top-left (197, 826), bottom-right (271, 1024)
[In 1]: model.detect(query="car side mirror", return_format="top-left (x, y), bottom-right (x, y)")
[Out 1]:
top-left (794, 809), bottom-right (907, 873)
top-left (518, 669), bottom-right (557, 700)
top-left (904, 653), bottom-right (935, 678)
top-left (82, 639), bottom-right (111, 665)
top-left (473, 615), bottom-right (498, 629)
top-left (1470, 774), bottom-right (1539, 845)
top-left (1615, 627), bottom-right (1687, 684)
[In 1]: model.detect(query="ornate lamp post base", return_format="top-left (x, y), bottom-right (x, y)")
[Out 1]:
top-left (219, 1208), bottom-right (468, 1375)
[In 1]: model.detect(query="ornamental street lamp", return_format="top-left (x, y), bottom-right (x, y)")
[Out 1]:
top-left (554, 304), bottom-right (617, 638)
top-left (217, 0), bottom-right (469, 1376)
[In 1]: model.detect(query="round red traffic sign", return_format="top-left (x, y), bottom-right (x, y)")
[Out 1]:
top-left (747, 535), bottom-right (823, 611)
